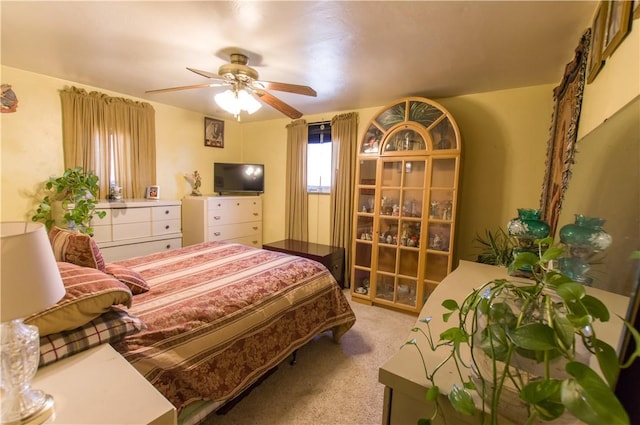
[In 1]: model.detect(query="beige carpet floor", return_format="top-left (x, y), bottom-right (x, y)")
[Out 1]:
top-left (205, 291), bottom-right (418, 425)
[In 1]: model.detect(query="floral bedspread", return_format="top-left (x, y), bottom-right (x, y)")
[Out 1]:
top-left (111, 242), bottom-right (356, 413)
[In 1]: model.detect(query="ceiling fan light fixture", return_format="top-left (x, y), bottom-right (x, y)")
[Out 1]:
top-left (215, 88), bottom-right (261, 117)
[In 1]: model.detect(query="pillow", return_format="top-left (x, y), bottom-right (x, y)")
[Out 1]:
top-left (49, 226), bottom-right (106, 272)
top-left (105, 263), bottom-right (150, 295)
top-left (38, 307), bottom-right (146, 368)
top-left (25, 262), bottom-right (133, 336)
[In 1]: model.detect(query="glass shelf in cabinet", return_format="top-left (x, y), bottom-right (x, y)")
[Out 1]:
top-left (397, 277), bottom-right (417, 307)
top-left (353, 267), bottom-right (372, 296)
top-left (375, 273), bottom-right (395, 301)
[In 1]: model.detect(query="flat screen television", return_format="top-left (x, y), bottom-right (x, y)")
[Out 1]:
top-left (214, 162), bottom-right (265, 195)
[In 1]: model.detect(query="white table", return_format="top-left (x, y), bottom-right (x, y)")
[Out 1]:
top-left (33, 344), bottom-right (177, 425)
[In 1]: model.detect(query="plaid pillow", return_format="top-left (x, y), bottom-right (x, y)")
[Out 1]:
top-left (38, 307), bottom-right (145, 368)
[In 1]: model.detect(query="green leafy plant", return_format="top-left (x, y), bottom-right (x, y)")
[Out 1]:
top-left (473, 227), bottom-right (515, 267)
top-left (407, 238), bottom-right (640, 425)
top-left (31, 167), bottom-right (106, 235)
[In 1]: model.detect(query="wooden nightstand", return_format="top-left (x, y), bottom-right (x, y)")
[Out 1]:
top-left (262, 239), bottom-right (345, 287)
top-left (33, 344), bottom-right (176, 425)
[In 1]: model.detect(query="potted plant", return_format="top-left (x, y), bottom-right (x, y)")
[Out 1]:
top-left (31, 167), bottom-right (106, 235)
top-left (473, 227), bottom-right (514, 267)
top-left (408, 238), bottom-right (640, 425)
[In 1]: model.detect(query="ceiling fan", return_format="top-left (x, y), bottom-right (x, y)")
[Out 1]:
top-left (146, 52), bottom-right (317, 119)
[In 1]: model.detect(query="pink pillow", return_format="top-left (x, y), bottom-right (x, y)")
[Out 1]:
top-left (105, 263), bottom-right (150, 295)
top-left (49, 226), bottom-right (106, 272)
top-left (25, 262), bottom-right (132, 336)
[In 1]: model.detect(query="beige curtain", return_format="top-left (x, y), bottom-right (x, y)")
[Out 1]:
top-left (60, 87), bottom-right (156, 198)
top-left (330, 112), bottom-right (359, 286)
top-left (285, 119), bottom-right (308, 241)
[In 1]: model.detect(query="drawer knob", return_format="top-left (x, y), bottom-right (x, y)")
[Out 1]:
top-left (214, 216), bottom-right (221, 220)
top-left (237, 202), bottom-right (240, 206)
top-left (253, 213), bottom-right (258, 216)
top-left (252, 226), bottom-right (258, 230)
top-left (166, 244), bottom-right (171, 249)
top-left (165, 225), bottom-right (170, 229)
top-left (214, 232), bottom-right (221, 236)
top-left (165, 210), bottom-right (170, 215)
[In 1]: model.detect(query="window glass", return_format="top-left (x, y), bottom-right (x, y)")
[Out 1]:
top-left (307, 142), bottom-right (332, 193)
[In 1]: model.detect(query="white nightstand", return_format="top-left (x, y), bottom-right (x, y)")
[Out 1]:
top-left (33, 344), bottom-right (176, 425)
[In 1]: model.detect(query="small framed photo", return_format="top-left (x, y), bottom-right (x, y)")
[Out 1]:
top-left (602, 0), bottom-right (632, 58)
top-left (145, 185), bottom-right (160, 199)
top-left (587, 1), bottom-right (608, 84)
top-left (204, 117), bottom-right (224, 148)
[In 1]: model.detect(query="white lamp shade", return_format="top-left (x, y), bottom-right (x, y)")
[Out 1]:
top-left (215, 88), bottom-right (262, 116)
top-left (1, 222), bottom-right (65, 321)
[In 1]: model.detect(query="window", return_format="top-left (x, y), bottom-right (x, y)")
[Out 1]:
top-left (307, 122), bottom-right (332, 193)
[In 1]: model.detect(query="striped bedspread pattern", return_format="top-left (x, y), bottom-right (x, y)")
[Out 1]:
top-left (111, 242), bottom-right (356, 413)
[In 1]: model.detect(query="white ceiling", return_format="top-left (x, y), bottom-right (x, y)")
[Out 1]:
top-left (1, 1), bottom-right (596, 122)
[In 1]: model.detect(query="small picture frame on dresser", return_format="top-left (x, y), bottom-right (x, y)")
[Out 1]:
top-left (145, 185), bottom-right (160, 199)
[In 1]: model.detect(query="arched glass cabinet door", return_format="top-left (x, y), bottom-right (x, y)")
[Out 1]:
top-left (352, 96), bottom-right (461, 313)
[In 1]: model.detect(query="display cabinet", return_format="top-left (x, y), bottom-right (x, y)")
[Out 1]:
top-left (351, 97), bottom-right (461, 313)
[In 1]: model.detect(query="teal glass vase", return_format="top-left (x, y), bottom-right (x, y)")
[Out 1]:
top-left (507, 208), bottom-right (550, 246)
top-left (558, 214), bottom-right (612, 285)
top-left (559, 214), bottom-right (612, 250)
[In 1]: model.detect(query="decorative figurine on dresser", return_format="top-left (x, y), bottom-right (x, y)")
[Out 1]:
top-left (350, 96), bottom-right (462, 313)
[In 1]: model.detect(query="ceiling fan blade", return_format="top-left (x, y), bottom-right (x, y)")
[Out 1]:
top-left (187, 67), bottom-right (227, 81)
top-left (254, 80), bottom-right (317, 97)
top-left (252, 89), bottom-right (303, 119)
top-left (145, 82), bottom-right (228, 94)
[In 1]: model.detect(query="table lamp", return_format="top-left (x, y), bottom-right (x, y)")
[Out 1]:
top-left (1, 222), bottom-right (66, 424)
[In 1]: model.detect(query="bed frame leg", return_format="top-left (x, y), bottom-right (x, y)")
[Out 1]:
top-left (289, 350), bottom-right (298, 365)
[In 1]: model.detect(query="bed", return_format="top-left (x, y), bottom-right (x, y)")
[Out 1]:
top-left (107, 241), bottom-right (356, 423)
top-left (28, 229), bottom-right (355, 424)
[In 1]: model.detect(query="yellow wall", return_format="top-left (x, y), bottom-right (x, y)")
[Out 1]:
top-left (579, 23), bottom-right (640, 138)
top-left (0, 66), bottom-right (242, 222)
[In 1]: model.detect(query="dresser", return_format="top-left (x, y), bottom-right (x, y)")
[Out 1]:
top-left (378, 261), bottom-right (630, 425)
top-left (181, 195), bottom-right (262, 248)
top-left (91, 199), bottom-right (182, 262)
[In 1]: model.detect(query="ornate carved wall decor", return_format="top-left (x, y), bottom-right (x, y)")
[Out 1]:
top-left (539, 29), bottom-right (590, 237)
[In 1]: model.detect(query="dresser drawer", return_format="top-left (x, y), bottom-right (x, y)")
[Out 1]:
top-left (208, 198), bottom-right (261, 223)
top-left (208, 221), bottom-right (261, 241)
top-left (92, 209), bottom-right (112, 225)
top-left (152, 205), bottom-right (181, 221)
top-left (111, 207), bottom-right (151, 224)
top-left (226, 234), bottom-right (262, 248)
top-left (152, 219), bottom-right (181, 236)
top-left (92, 225), bottom-right (112, 243)
top-left (100, 237), bottom-right (182, 262)
top-left (208, 208), bottom-right (261, 226)
top-left (113, 222), bottom-right (152, 240)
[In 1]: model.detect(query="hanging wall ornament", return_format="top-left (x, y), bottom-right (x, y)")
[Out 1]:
top-left (1, 84), bottom-right (18, 113)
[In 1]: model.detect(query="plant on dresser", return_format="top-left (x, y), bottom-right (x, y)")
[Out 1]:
top-left (31, 167), bottom-right (106, 235)
top-left (408, 240), bottom-right (640, 425)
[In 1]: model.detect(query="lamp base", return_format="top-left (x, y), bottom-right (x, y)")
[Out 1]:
top-left (0, 393), bottom-right (54, 425)
top-left (0, 320), bottom-right (54, 425)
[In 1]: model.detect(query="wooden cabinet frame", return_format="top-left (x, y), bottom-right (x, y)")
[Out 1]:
top-left (351, 97), bottom-right (461, 313)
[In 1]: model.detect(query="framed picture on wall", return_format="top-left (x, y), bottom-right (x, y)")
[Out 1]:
top-left (587, 1), bottom-right (607, 84)
top-left (602, 0), bottom-right (632, 58)
top-left (205, 117), bottom-right (224, 148)
top-left (145, 185), bottom-right (160, 199)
